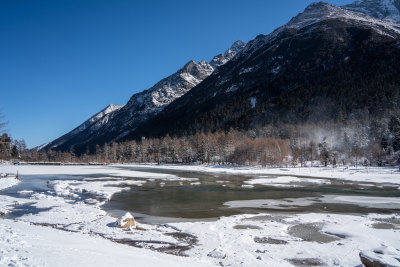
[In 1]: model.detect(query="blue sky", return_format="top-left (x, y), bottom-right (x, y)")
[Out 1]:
top-left (0, 0), bottom-right (352, 148)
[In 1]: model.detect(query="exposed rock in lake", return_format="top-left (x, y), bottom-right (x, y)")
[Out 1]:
top-left (254, 237), bottom-right (288, 244)
top-left (359, 246), bottom-right (400, 267)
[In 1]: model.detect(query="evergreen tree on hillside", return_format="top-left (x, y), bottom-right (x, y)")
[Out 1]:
top-left (0, 133), bottom-right (11, 159)
top-left (389, 114), bottom-right (400, 151)
top-left (318, 137), bottom-right (330, 167)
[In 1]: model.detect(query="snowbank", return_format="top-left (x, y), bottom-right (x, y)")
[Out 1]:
top-left (0, 176), bottom-right (22, 215)
top-left (224, 195), bottom-right (400, 210)
top-left (0, 164), bottom-right (178, 179)
top-left (47, 178), bottom-right (146, 201)
top-left (244, 176), bottom-right (331, 187)
top-left (0, 176), bottom-right (19, 191)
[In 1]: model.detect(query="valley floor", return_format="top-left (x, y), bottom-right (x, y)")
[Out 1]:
top-left (0, 164), bottom-right (399, 266)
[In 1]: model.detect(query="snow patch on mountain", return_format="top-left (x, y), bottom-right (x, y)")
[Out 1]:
top-left (343, 0), bottom-right (400, 22)
top-left (64, 104), bottom-right (124, 137)
top-left (287, 2), bottom-right (400, 32)
top-left (73, 104), bottom-right (124, 134)
top-left (36, 142), bottom-right (50, 150)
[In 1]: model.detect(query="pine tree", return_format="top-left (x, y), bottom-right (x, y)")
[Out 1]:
top-left (318, 137), bottom-right (330, 167)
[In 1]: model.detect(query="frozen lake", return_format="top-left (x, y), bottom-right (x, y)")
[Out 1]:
top-left (3, 165), bottom-right (400, 223)
top-left (105, 166), bottom-right (400, 222)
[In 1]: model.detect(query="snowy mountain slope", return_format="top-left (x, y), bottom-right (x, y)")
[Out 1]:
top-left (239, 2), bottom-right (400, 64)
top-left (210, 40), bottom-right (246, 68)
top-left (43, 40), bottom-right (246, 153)
top-left (126, 2), bottom-right (400, 140)
top-left (343, 0), bottom-right (400, 22)
top-left (46, 104), bottom-right (124, 150)
top-left (72, 104), bottom-right (124, 135)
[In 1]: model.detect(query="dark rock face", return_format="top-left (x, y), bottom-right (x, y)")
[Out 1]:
top-left (359, 252), bottom-right (387, 267)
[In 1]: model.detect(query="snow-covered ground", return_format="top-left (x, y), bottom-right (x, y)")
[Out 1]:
top-left (0, 175), bottom-right (21, 215)
top-left (173, 212), bottom-right (400, 266)
top-left (0, 164), bottom-right (399, 266)
top-left (0, 176), bottom-right (19, 191)
top-left (0, 219), bottom-right (210, 267)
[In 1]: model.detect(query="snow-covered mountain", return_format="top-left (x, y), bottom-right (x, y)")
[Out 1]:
top-left (343, 0), bottom-right (400, 22)
top-left (44, 104), bottom-right (124, 151)
top-left (71, 104), bottom-right (124, 136)
top-left (43, 1), bottom-right (400, 154)
top-left (125, 2), bottom-right (400, 140)
top-left (236, 1), bottom-right (400, 69)
top-left (42, 40), bottom-right (246, 153)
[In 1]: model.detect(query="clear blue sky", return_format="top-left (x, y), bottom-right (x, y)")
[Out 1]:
top-left (0, 0), bottom-right (352, 148)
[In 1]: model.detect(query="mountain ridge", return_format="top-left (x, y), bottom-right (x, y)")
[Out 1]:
top-left (42, 40), bottom-right (246, 152)
top-left (122, 1), bottom-right (400, 141)
top-left (343, 0), bottom-right (400, 22)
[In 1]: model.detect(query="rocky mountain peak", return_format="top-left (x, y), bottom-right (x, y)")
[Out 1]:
top-left (182, 60), bottom-right (197, 69)
top-left (180, 59), bottom-right (214, 80)
top-left (210, 40), bottom-right (246, 68)
top-left (240, 0), bottom-right (400, 59)
top-left (225, 40), bottom-right (246, 55)
top-left (103, 104), bottom-right (124, 114)
top-left (343, 0), bottom-right (400, 22)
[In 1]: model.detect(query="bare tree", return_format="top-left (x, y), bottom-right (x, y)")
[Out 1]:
top-left (0, 112), bottom-right (8, 134)
top-left (351, 144), bottom-right (362, 168)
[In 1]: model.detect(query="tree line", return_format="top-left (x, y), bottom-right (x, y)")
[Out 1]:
top-left (2, 114), bottom-right (400, 167)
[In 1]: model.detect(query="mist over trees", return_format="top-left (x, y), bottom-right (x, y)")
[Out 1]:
top-left (2, 115), bottom-right (400, 168)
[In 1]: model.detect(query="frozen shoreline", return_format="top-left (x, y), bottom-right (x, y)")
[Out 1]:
top-left (117, 163), bottom-right (400, 185)
top-left (0, 164), bottom-right (399, 266)
top-left (2, 163), bottom-right (400, 184)
top-left (0, 175), bottom-right (21, 215)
